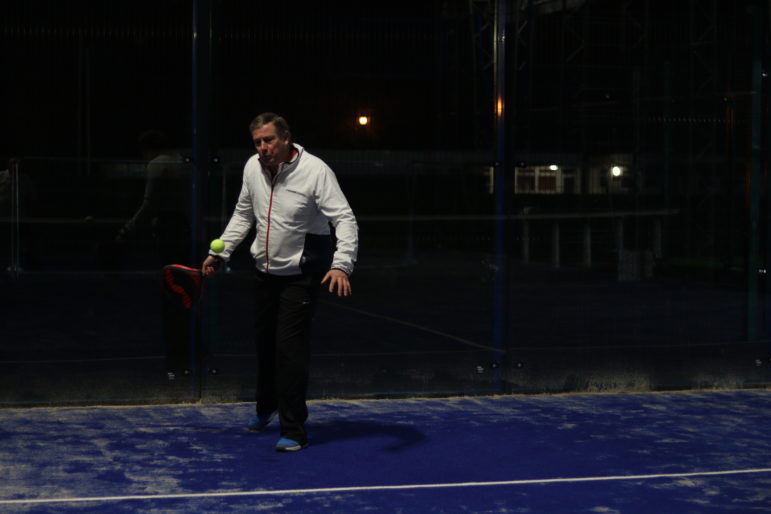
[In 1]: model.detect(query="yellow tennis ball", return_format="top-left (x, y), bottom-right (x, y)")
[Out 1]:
top-left (210, 239), bottom-right (225, 253)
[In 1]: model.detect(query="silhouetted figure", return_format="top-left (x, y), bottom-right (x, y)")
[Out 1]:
top-left (116, 130), bottom-right (191, 379)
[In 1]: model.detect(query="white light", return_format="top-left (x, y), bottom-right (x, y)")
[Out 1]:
top-left (611, 166), bottom-right (622, 177)
top-left (549, 164), bottom-right (559, 171)
top-left (357, 115), bottom-right (370, 126)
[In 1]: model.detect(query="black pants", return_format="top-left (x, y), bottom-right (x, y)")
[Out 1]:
top-left (254, 270), bottom-right (320, 444)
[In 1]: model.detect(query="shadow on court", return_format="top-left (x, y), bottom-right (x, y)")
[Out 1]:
top-left (302, 420), bottom-right (426, 451)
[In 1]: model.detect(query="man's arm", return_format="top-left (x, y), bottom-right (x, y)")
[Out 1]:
top-left (201, 175), bottom-right (255, 273)
top-left (314, 165), bottom-right (359, 280)
top-left (115, 161), bottom-right (161, 242)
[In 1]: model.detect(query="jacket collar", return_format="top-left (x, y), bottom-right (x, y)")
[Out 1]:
top-left (261, 143), bottom-right (304, 179)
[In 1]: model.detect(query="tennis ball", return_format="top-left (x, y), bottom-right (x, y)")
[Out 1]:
top-left (210, 239), bottom-right (225, 253)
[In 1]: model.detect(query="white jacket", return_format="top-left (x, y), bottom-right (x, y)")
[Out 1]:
top-left (214, 144), bottom-right (358, 276)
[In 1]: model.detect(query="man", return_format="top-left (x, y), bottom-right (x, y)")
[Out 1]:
top-left (202, 113), bottom-right (358, 452)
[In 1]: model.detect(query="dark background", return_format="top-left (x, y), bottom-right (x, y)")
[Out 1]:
top-left (3, 0), bottom-right (755, 157)
top-left (1, 0), bottom-right (770, 405)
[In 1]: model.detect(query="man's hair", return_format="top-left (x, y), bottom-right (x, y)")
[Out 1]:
top-left (249, 112), bottom-right (291, 139)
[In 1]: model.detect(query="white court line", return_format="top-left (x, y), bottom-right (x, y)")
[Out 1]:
top-left (2, 468), bottom-right (771, 505)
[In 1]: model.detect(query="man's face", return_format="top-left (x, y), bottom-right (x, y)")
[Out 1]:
top-left (252, 123), bottom-right (292, 170)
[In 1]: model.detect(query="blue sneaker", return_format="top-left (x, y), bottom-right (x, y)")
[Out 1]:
top-left (247, 412), bottom-right (276, 431)
top-left (275, 437), bottom-right (309, 452)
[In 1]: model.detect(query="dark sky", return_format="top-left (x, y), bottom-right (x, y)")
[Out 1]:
top-left (1, 0), bottom-right (463, 160)
top-left (0, 0), bottom-right (758, 161)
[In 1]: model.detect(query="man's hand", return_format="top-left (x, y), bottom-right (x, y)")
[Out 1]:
top-left (321, 269), bottom-right (351, 296)
top-left (202, 255), bottom-right (222, 277)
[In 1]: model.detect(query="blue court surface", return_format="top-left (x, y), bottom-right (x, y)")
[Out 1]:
top-left (1, 390), bottom-right (771, 513)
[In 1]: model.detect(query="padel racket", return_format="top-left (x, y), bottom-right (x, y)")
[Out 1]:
top-left (162, 264), bottom-right (204, 309)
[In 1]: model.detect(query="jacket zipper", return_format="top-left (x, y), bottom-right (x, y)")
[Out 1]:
top-left (263, 150), bottom-right (297, 273)
top-left (265, 180), bottom-right (276, 272)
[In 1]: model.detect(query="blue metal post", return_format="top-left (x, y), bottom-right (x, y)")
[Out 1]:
top-left (748, 3), bottom-right (762, 344)
top-left (191, 0), bottom-right (211, 384)
top-left (493, 0), bottom-right (508, 388)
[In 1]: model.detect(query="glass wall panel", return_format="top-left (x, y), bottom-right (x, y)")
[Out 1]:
top-left (2, 0), bottom-right (769, 406)
top-left (497, 0), bottom-right (769, 393)
top-left (1, 1), bottom-right (194, 405)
